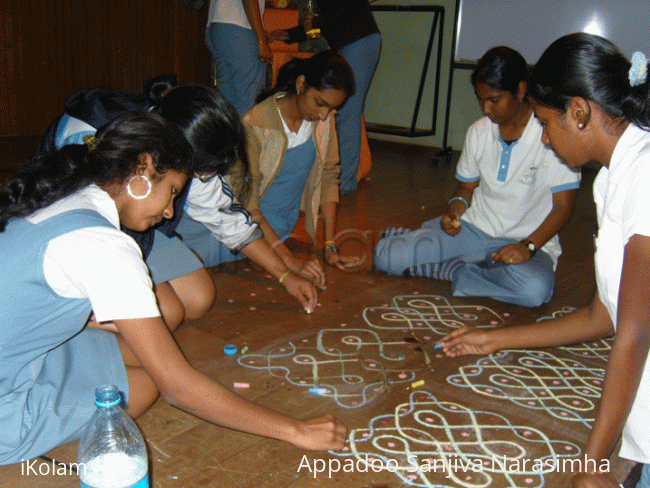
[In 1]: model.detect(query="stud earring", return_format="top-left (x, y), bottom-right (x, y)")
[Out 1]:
top-left (578, 122), bottom-right (585, 129)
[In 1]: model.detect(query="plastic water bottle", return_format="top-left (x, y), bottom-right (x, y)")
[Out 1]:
top-left (78, 385), bottom-right (149, 488)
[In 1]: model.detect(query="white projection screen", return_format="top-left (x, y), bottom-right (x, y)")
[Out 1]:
top-left (455, 0), bottom-right (650, 64)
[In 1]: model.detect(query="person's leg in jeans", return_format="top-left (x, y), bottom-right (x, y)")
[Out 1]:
top-left (375, 219), bottom-right (555, 306)
top-left (337, 33), bottom-right (381, 194)
top-left (374, 217), bottom-right (488, 275)
top-left (205, 22), bottom-right (267, 116)
top-left (452, 247), bottom-right (555, 307)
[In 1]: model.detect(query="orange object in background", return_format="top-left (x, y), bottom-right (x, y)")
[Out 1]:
top-left (264, 6), bottom-right (372, 183)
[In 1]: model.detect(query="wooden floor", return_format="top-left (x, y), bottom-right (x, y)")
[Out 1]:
top-left (1, 138), bottom-right (634, 487)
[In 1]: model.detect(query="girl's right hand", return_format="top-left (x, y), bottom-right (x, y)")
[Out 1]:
top-left (437, 325), bottom-right (496, 357)
top-left (440, 211), bottom-right (462, 236)
top-left (282, 272), bottom-right (318, 313)
top-left (290, 415), bottom-right (347, 451)
top-left (257, 40), bottom-right (272, 63)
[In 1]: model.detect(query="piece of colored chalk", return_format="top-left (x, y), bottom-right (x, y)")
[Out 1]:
top-left (433, 343), bottom-right (442, 350)
top-left (411, 380), bottom-right (425, 389)
top-left (240, 346), bottom-right (249, 355)
top-left (223, 345), bottom-right (237, 355)
top-left (309, 388), bottom-right (328, 395)
top-left (233, 382), bottom-right (250, 389)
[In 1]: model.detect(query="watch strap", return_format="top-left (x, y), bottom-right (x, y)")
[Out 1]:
top-left (519, 239), bottom-right (537, 257)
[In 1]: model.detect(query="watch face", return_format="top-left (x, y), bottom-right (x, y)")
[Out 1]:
top-left (527, 242), bottom-right (536, 251)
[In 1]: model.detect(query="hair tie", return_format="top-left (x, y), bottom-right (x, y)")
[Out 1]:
top-left (82, 134), bottom-right (100, 151)
top-left (629, 51), bottom-right (648, 87)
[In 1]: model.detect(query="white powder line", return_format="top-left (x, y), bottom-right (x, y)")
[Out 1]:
top-left (148, 441), bottom-right (171, 459)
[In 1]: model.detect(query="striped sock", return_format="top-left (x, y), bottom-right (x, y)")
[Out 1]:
top-left (380, 226), bottom-right (411, 239)
top-left (405, 258), bottom-right (465, 281)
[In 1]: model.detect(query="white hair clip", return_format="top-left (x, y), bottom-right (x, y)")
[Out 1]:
top-left (629, 51), bottom-right (648, 87)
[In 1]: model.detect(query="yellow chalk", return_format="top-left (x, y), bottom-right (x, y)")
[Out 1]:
top-left (411, 380), bottom-right (425, 389)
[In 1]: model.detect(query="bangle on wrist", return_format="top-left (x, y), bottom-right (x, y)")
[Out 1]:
top-left (448, 196), bottom-right (469, 208)
top-left (324, 242), bottom-right (338, 254)
top-left (279, 270), bottom-right (290, 283)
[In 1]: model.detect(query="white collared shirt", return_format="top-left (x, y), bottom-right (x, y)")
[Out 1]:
top-left (593, 123), bottom-right (650, 463)
top-left (29, 185), bottom-right (160, 322)
top-left (456, 113), bottom-right (580, 266)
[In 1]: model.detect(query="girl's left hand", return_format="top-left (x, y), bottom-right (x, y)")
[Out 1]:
top-left (325, 251), bottom-right (362, 270)
top-left (491, 242), bottom-right (531, 265)
top-left (285, 254), bottom-right (326, 290)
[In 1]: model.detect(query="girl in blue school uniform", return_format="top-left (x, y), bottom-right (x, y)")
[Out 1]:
top-left (374, 46), bottom-right (581, 307)
top-left (176, 50), bottom-right (362, 283)
top-left (35, 81), bottom-right (319, 321)
top-left (0, 111), bottom-right (345, 466)
top-left (440, 33), bottom-right (650, 488)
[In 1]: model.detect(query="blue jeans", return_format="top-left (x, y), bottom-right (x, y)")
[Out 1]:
top-left (205, 22), bottom-right (267, 116)
top-left (374, 217), bottom-right (555, 307)
top-left (337, 33), bottom-right (381, 194)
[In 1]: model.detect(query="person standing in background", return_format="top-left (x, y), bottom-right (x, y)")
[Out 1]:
top-left (271, 0), bottom-right (381, 194)
top-left (206, 0), bottom-right (271, 116)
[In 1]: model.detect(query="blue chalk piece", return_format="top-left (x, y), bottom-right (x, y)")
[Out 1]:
top-left (223, 344), bottom-right (238, 355)
top-left (309, 388), bottom-right (328, 395)
top-left (433, 343), bottom-right (442, 350)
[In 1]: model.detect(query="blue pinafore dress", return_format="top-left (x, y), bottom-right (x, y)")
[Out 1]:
top-left (258, 135), bottom-right (317, 242)
top-left (0, 209), bottom-right (129, 465)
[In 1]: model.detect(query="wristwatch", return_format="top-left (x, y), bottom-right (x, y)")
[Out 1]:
top-left (519, 239), bottom-right (537, 257)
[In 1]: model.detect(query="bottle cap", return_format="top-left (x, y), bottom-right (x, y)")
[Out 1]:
top-left (94, 385), bottom-right (122, 407)
top-left (223, 345), bottom-right (238, 355)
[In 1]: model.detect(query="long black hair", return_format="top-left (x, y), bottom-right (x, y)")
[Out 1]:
top-left (471, 46), bottom-right (529, 98)
top-left (530, 33), bottom-right (650, 130)
top-left (0, 111), bottom-right (193, 232)
top-left (256, 50), bottom-right (355, 103)
top-left (149, 83), bottom-right (247, 177)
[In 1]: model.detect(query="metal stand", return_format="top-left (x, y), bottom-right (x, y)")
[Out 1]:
top-left (365, 5), bottom-right (445, 138)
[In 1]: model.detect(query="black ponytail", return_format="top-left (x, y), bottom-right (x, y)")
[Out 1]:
top-left (151, 83), bottom-right (247, 177)
top-left (256, 50), bottom-right (355, 103)
top-left (472, 46), bottom-right (530, 99)
top-left (0, 111), bottom-right (193, 232)
top-left (531, 33), bottom-right (650, 130)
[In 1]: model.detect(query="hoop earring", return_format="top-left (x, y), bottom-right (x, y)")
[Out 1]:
top-left (126, 175), bottom-right (152, 200)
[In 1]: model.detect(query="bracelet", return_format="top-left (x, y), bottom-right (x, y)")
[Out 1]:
top-left (324, 243), bottom-right (338, 254)
top-left (448, 196), bottom-right (469, 208)
top-left (279, 270), bottom-right (291, 283)
top-left (270, 240), bottom-right (282, 250)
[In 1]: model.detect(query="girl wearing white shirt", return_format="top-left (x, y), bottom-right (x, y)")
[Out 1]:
top-left (178, 51), bottom-right (362, 286)
top-left (0, 111), bottom-right (345, 466)
top-left (438, 33), bottom-right (650, 488)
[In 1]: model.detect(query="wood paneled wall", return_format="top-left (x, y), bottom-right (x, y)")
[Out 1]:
top-left (0, 0), bottom-right (213, 136)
